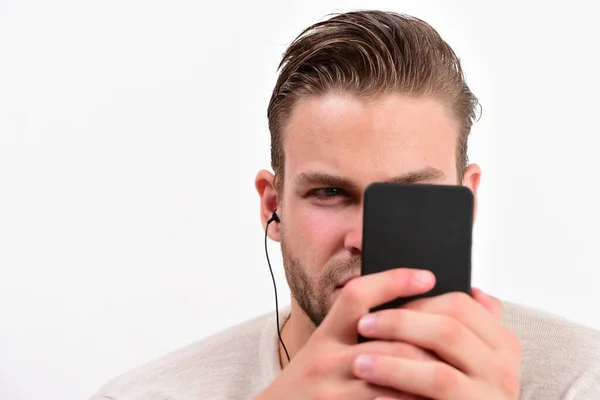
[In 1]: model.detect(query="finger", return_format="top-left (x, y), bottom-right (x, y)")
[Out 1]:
top-left (402, 292), bottom-right (507, 350)
top-left (352, 355), bottom-right (470, 400)
top-left (471, 288), bottom-right (502, 319)
top-left (357, 308), bottom-right (492, 377)
top-left (340, 379), bottom-right (423, 400)
top-left (352, 339), bottom-right (440, 368)
top-left (321, 268), bottom-right (436, 343)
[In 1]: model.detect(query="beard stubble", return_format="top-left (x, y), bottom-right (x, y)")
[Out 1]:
top-left (280, 232), bottom-right (361, 328)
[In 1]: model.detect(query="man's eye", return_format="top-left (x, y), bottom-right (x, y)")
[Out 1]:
top-left (313, 187), bottom-right (344, 198)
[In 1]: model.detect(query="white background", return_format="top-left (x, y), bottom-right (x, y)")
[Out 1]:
top-left (1, 0), bottom-right (599, 399)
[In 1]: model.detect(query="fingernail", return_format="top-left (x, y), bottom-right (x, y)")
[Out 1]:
top-left (413, 270), bottom-right (434, 286)
top-left (358, 313), bottom-right (377, 334)
top-left (354, 355), bottom-right (373, 377)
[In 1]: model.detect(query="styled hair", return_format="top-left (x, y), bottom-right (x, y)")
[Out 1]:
top-left (266, 10), bottom-right (480, 188)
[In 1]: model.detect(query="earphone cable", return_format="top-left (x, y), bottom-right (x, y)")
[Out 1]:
top-left (265, 218), bottom-right (291, 363)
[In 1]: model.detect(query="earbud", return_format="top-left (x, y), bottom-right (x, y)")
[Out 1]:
top-left (268, 209), bottom-right (280, 224)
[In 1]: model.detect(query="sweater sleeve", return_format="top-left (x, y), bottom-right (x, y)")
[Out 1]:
top-left (563, 362), bottom-right (600, 400)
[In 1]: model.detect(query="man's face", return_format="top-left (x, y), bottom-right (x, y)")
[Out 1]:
top-left (276, 92), bottom-right (479, 327)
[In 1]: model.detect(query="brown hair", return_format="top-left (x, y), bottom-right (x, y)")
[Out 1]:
top-left (267, 10), bottom-right (480, 190)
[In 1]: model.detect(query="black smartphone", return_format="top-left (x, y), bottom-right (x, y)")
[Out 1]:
top-left (360, 182), bottom-right (474, 314)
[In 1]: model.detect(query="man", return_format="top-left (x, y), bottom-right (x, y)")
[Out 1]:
top-left (91, 10), bottom-right (600, 400)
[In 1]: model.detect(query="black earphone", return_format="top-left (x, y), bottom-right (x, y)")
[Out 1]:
top-left (264, 209), bottom-right (291, 363)
top-left (267, 209), bottom-right (280, 224)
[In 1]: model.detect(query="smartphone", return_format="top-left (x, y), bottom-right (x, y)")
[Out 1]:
top-left (360, 182), bottom-right (474, 315)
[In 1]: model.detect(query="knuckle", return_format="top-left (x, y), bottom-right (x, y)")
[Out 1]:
top-left (447, 292), bottom-right (471, 317)
top-left (436, 317), bottom-right (463, 346)
top-left (432, 363), bottom-right (458, 394)
top-left (304, 354), bottom-right (335, 378)
top-left (494, 357), bottom-right (521, 393)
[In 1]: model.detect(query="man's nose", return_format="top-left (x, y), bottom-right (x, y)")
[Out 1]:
top-left (343, 207), bottom-right (363, 255)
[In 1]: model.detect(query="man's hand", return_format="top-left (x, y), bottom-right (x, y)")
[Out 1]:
top-left (353, 288), bottom-right (522, 400)
top-left (255, 268), bottom-right (439, 400)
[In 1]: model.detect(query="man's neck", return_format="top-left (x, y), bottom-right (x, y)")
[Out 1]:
top-left (278, 300), bottom-right (315, 369)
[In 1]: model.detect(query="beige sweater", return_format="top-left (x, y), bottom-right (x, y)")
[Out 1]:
top-left (90, 301), bottom-right (600, 400)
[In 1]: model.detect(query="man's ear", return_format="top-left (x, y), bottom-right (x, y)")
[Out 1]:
top-left (461, 163), bottom-right (481, 224)
top-left (255, 169), bottom-right (281, 242)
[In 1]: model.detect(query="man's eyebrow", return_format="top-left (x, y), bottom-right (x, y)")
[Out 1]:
top-left (294, 167), bottom-right (446, 189)
top-left (389, 167), bottom-right (446, 183)
top-left (295, 172), bottom-right (358, 191)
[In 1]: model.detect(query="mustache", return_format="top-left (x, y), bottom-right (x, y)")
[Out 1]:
top-left (322, 256), bottom-right (362, 286)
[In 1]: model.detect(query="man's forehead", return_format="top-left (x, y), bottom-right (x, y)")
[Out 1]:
top-left (282, 94), bottom-right (458, 178)
top-left (283, 93), bottom-right (458, 150)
